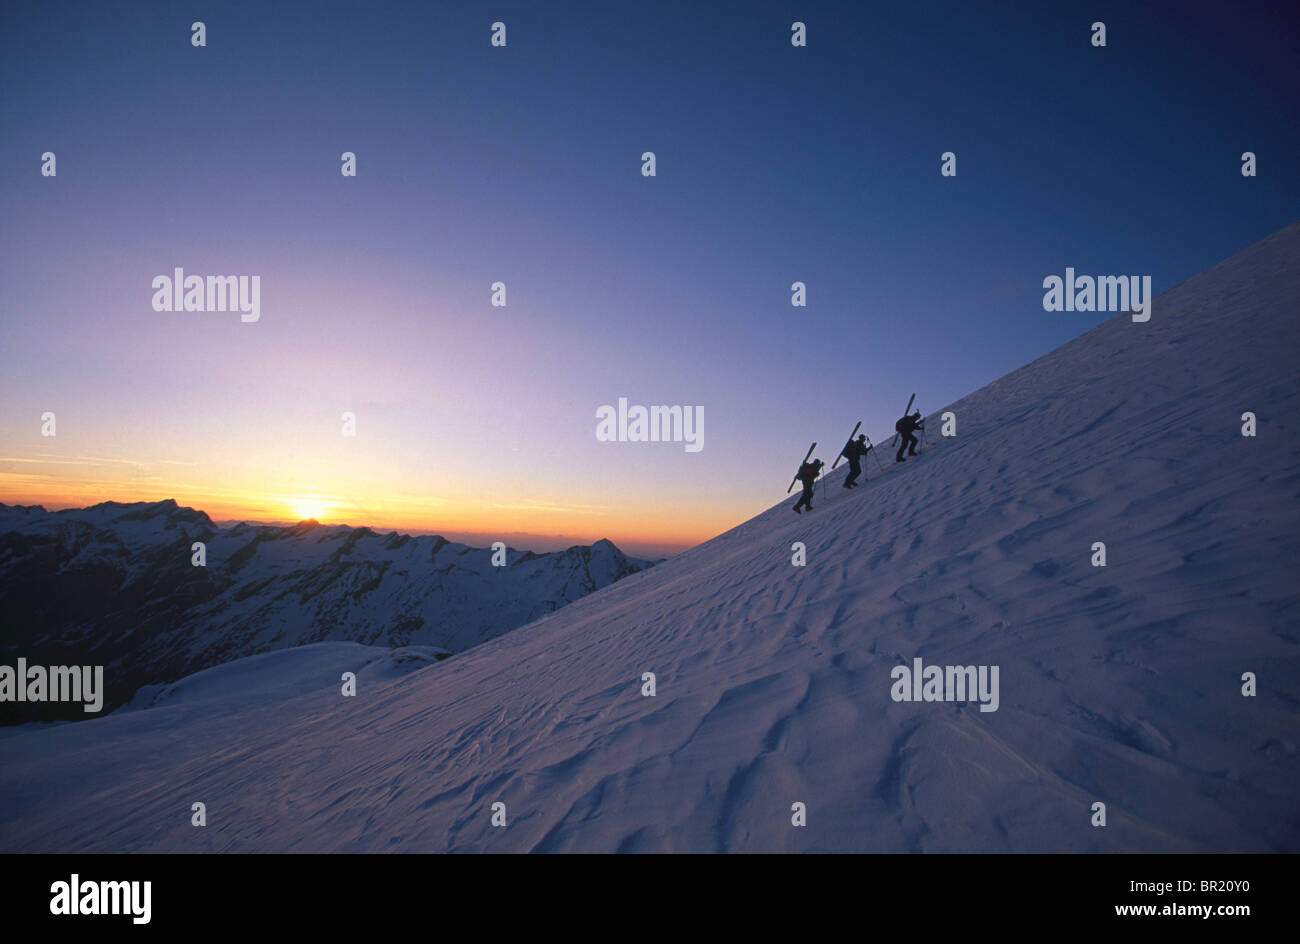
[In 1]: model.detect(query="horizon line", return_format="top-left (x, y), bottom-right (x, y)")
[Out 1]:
top-left (0, 495), bottom-right (692, 559)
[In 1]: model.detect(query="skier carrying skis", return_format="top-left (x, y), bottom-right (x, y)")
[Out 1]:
top-left (841, 434), bottom-right (872, 488)
top-left (894, 411), bottom-right (924, 462)
top-left (793, 458), bottom-right (823, 513)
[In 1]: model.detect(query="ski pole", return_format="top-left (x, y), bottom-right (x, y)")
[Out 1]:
top-left (869, 439), bottom-right (887, 474)
top-left (864, 435), bottom-right (884, 475)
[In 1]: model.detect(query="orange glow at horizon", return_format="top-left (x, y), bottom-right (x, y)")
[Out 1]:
top-left (0, 472), bottom-right (732, 556)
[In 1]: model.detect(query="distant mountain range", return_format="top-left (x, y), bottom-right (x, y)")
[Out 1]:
top-left (0, 500), bottom-right (657, 721)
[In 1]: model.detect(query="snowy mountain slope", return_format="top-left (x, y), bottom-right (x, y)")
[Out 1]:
top-left (119, 642), bottom-right (451, 719)
top-left (1, 224), bottom-right (1297, 852)
top-left (0, 504), bottom-right (654, 720)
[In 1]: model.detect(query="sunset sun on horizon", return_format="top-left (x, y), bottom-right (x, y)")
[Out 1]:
top-left (289, 496), bottom-right (331, 522)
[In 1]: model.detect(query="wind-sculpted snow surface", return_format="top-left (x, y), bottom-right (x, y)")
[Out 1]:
top-left (0, 505), bottom-right (653, 718)
top-left (2, 225), bottom-right (1298, 852)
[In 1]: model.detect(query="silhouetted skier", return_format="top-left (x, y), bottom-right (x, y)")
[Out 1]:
top-left (793, 459), bottom-right (823, 513)
top-left (895, 412), bottom-right (924, 462)
top-left (841, 435), bottom-right (872, 488)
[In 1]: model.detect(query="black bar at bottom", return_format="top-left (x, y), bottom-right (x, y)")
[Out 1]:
top-left (2, 853), bottom-right (1285, 932)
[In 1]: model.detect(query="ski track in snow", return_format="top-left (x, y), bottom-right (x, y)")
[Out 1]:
top-left (1, 225), bottom-right (1298, 852)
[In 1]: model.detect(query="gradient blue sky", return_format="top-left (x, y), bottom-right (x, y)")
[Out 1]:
top-left (1, 0), bottom-right (1297, 555)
